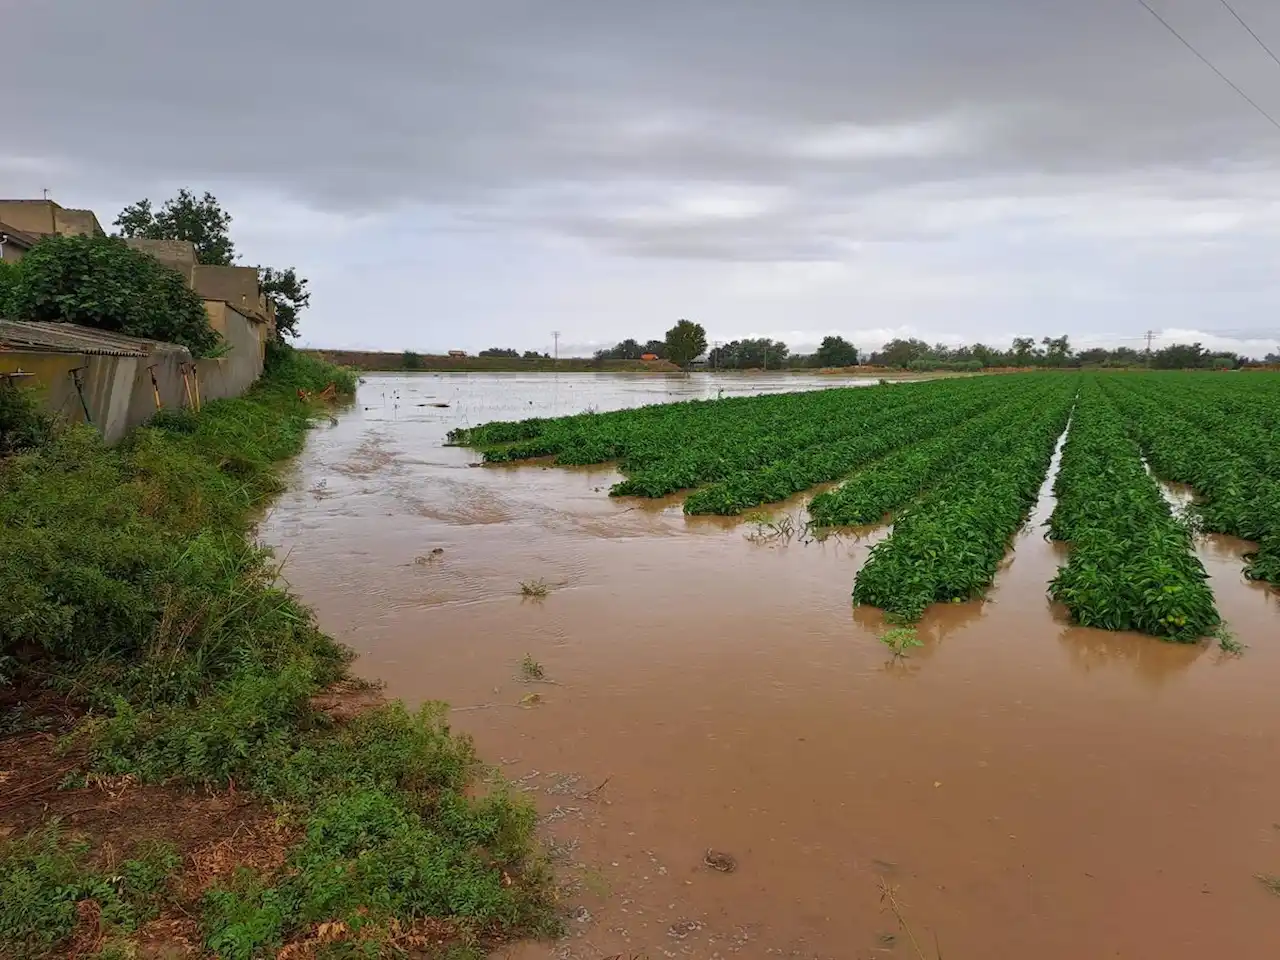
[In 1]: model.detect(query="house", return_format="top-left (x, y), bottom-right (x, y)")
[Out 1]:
top-left (0, 199), bottom-right (105, 239)
top-left (641, 353), bottom-right (659, 361)
top-left (448, 350), bottom-right (467, 358)
top-left (125, 238), bottom-right (275, 399)
top-left (0, 222), bottom-right (38, 263)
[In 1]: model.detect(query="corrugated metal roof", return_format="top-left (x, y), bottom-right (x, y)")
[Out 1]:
top-left (0, 320), bottom-right (188, 358)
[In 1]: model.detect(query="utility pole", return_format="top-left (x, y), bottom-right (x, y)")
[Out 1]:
top-left (552, 330), bottom-right (560, 363)
top-left (1144, 329), bottom-right (1156, 367)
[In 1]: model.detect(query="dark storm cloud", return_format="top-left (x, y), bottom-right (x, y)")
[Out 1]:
top-left (6, 1), bottom-right (1280, 352)
top-left (8, 0), bottom-right (1280, 216)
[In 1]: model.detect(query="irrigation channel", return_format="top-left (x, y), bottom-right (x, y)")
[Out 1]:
top-left (263, 372), bottom-right (1280, 960)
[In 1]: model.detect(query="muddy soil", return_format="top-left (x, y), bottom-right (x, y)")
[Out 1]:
top-left (263, 372), bottom-right (1280, 960)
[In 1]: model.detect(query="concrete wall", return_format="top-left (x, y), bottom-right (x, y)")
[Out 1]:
top-left (3, 310), bottom-right (269, 443)
top-left (125, 238), bottom-right (198, 284)
top-left (0, 349), bottom-right (181, 445)
top-left (197, 302), bottom-right (267, 402)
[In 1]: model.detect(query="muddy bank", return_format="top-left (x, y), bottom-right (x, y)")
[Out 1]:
top-left (265, 373), bottom-right (1280, 959)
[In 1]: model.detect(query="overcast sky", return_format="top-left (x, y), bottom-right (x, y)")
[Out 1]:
top-left (6, 0), bottom-right (1280, 356)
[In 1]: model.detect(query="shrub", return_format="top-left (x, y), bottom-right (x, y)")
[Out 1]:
top-left (6, 235), bottom-right (220, 356)
top-left (0, 381), bottom-right (52, 455)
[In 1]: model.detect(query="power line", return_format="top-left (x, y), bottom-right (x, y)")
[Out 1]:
top-left (1133, 0), bottom-right (1280, 134)
top-left (1218, 0), bottom-right (1280, 70)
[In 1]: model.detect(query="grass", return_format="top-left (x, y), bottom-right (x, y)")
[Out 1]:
top-left (519, 579), bottom-right (550, 599)
top-left (0, 345), bottom-right (558, 957)
top-left (1257, 874), bottom-right (1280, 896)
top-left (879, 626), bottom-right (923, 659)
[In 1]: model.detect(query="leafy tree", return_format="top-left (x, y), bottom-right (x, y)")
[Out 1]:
top-left (402, 350), bottom-right (423, 369)
top-left (1041, 335), bottom-right (1072, 367)
top-left (643, 339), bottom-right (667, 359)
top-left (114, 189), bottom-right (236, 266)
top-left (479, 347), bottom-right (520, 358)
top-left (258, 266), bottom-right (310, 340)
top-left (594, 338), bottom-right (647, 361)
top-left (813, 335), bottom-right (859, 368)
top-left (7, 235), bottom-right (219, 356)
top-left (1010, 337), bottom-right (1037, 365)
top-left (522, 350), bottom-right (548, 359)
top-left (664, 320), bottom-right (707, 368)
top-left (1151, 342), bottom-right (1208, 369)
top-left (875, 338), bottom-right (931, 368)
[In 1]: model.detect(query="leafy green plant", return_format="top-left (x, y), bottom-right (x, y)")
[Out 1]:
top-left (6, 234), bottom-right (220, 356)
top-left (1215, 623), bottom-right (1246, 657)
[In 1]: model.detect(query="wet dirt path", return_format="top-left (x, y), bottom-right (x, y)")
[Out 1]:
top-left (263, 373), bottom-right (1280, 959)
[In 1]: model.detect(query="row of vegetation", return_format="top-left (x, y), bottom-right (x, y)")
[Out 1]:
top-left (0, 348), bottom-right (557, 958)
top-left (681, 378), bottom-right (1031, 516)
top-left (807, 378), bottom-right (1063, 526)
top-left (850, 379), bottom-right (1076, 620)
top-left (1102, 374), bottom-right (1280, 587)
top-left (454, 372), bottom-right (1278, 634)
top-left (1047, 380), bottom-right (1219, 641)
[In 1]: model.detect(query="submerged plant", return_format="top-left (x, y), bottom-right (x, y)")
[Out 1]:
top-left (518, 579), bottom-right (550, 599)
top-left (1215, 623), bottom-right (1246, 657)
top-left (519, 654), bottom-right (545, 680)
top-left (879, 626), bottom-right (923, 659)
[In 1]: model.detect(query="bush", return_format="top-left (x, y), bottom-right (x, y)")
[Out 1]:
top-left (0, 381), bottom-right (52, 455)
top-left (0, 259), bottom-right (18, 316)
top-left (6, 235), bottom-right (220, 356)
top-left (402, 350), bottom-right (423, 369)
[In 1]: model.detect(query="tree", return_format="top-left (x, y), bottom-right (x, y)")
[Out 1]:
top-left (1152, 342), bottom-right (1208, 369)
top-left (1010, 337), bottom-right (1036, 366)
top-left (258, 266), bottom-right (310, 340)
top-left (594, 338), bottom-right (646, 361)
top-left (402, 350), bottom-right (423, 369)
top-left (643, 339), bottom-right (667, 359)
top-left (1041, 335), bottom-right (1072, 367)
top-left (114, 189), bottom-right (236, 266)
top-left (522, 350), bottom-right (548, 360)
top-left (479, 347), bottom-right (520, 358)
top-left (663, 319), bottom-right (707, 368)
top-left (813, 335), bottom-right (859, 368)
top-left (7, 235), bottom-right (219, 356)
top-left (875, 338), bottom-right (930, 368)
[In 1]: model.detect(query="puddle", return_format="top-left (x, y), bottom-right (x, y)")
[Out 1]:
top-left (263, 373), bottom-right (1280, 960)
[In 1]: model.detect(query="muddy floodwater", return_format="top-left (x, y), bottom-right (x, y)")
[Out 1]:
top-left (263, 373), bottom-right (1280, 960)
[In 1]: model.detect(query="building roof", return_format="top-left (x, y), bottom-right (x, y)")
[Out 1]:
top-left (0, 320), bottom-right (190, 358)
top-left (0, 221), bottom-right (38, 250)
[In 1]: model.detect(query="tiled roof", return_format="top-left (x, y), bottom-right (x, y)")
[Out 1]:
top-left (0, 320), bottom-right (188, 358)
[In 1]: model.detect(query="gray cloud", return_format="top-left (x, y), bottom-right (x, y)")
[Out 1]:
top-left (4, 0), bottom-right (1280, 352)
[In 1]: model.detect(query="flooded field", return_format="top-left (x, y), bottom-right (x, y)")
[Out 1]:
top-left (263, 372), bottom-right (1280, 959)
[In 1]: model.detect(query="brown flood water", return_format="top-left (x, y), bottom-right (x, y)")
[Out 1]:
top-left (263, 373), bottom-right (1280, 960)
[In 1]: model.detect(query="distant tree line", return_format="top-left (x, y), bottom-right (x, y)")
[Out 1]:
top-left (865, 336), bottom-right (1255, 370)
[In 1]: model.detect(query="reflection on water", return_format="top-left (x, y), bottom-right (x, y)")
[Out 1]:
top-left (264, 373), bottom-right (1280, 960)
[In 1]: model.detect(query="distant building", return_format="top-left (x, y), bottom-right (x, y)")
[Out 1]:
top-left (641, 353), bottom-right (659, 361)
top-left (0, 199), bottom-right (105, 239)
top-left (689, 352), bottom-right (709, 367)
top-left (448, 350), bottom-right (467, 358)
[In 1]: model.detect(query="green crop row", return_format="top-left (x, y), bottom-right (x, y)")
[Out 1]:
top-left (1047, 381), bottom-right (1218, 641)
top-left (850, 380), bottom-right (1076, 621)
top-left (678, 377), bottom-right (1038, 514)
top-left (807, 381), bottom-right (1061, 527)
top-left (1099, 375), bottom-right (1280, 586)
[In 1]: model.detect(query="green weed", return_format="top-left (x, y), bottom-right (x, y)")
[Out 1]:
top-left (1257, 874), bottom-right (1280, 896)
top-left (879, 626), bottom-right (923, 659)
top-left (1215, 623), bottom-right (1246, 657)
top-left (0, 828), bottom-right (179, 959)
top-left (520, 654), bottom-right (545, 680)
